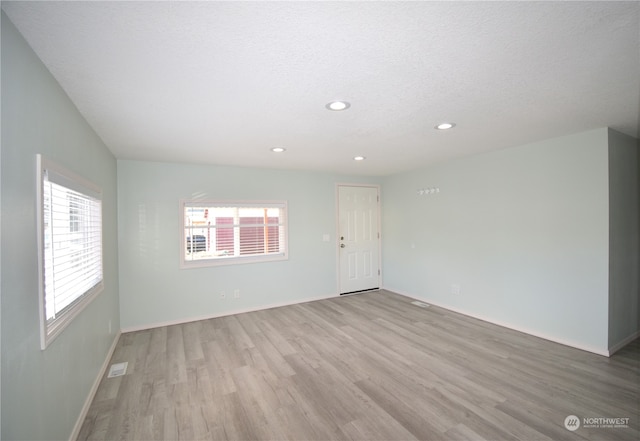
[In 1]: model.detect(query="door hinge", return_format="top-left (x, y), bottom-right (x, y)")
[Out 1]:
top-left (378, 269), bottom-right (381, 276)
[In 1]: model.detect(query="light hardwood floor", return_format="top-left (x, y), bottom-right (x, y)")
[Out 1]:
top-left (79, 290), bottom-right (639, 441)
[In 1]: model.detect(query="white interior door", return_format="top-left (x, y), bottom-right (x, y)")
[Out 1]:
top-left (338, 185), bottom-right (380, 294)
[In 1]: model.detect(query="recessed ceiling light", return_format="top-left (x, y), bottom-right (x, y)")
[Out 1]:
top-left (326, 101), bottom-right (351, 111)
top-left (353, 156), bottom-right (366, 161)
top-left (271, 147), bottom-right (286, 153)
top-left (435, 122), bottom-right (456, 130)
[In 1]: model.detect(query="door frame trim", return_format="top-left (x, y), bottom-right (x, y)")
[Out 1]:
top-left (335, 183), bottom-right (382, 295)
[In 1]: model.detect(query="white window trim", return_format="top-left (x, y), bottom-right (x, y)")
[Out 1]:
top-left (36, 155), bottom-right (104, 350)
top-left (180, 199), bottom-right (289, 269)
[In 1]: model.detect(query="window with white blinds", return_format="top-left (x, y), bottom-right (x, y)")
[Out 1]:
top-left (37, 155), bottom-right (103, 349)
top-left (181, 200), bottom-right (288, 268)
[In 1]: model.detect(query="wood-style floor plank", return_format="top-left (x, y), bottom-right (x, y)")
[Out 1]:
top-left (78, 290), bottom-right (640, 440)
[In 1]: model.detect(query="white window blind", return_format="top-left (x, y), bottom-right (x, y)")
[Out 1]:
top-left (181, 201), bottom-right (288, 268)
top-left (37, 155), bottom-right (103, 349)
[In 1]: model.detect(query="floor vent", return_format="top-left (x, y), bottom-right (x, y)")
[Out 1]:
top-left (411, 301), bottom-right (430, 308)
top-left (107, 362), bottom-right (128, 378)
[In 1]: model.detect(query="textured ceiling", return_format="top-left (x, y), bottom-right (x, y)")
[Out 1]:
top-left (3, 1), bottom-right (639, 176)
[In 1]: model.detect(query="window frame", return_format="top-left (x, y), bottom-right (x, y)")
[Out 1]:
top-left (180, 199), bottom-right (288, 269)
top-left (36, 155), bottom-right (104, 350)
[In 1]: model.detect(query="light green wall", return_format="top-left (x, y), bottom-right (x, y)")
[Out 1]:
top-left (1, 12), bottom-right (120, 441)
top-left (117, 160), bottom-right (378, 330)
top-left (381, 129), bottom-right (611, 354)
top-left (608, 129), bottom-right (640, 348)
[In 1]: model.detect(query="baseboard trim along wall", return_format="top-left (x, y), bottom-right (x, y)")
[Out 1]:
top-left (70, 331), bottom-right (122, 441)
top-left (608, 330), bottom-right (640, 356)
top-left (383, 287), bottom-right (611, 357)
top-left (121, 293), bottom-right (339, 334)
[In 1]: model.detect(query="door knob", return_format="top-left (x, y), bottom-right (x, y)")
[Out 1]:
top-left (340, 244), bottom-right (346, 248)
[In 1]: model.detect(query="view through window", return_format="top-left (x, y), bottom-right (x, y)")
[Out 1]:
top-left (182, 201), bottom-right (288, 267)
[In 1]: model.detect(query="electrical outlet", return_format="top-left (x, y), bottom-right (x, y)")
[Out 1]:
top-left (108, 319), bottom-right (112, 334)
top-left (234, 289), bottom-right (240, 299)
top-left (220, 291), bottom-right (226, 299)
top-left (451, 284), bottom-right (461, 295)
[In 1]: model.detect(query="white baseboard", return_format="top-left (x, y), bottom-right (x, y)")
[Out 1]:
top-left (121, 293), bottom-right (338, 334)
top-left (608, 330), bottom-right (640, 356)
top-left (69, 331), bottom-right (121, 441)
top-left (382, 286), bottom-right (611, 357)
